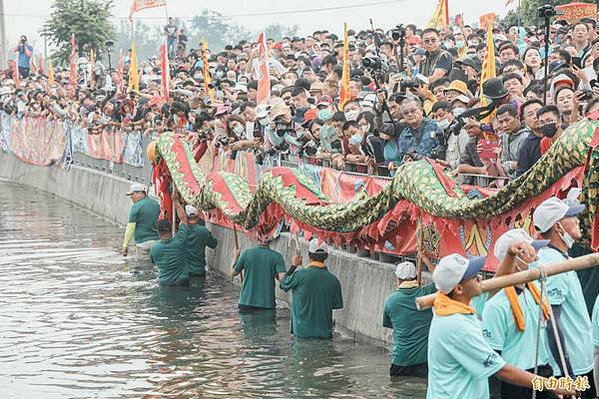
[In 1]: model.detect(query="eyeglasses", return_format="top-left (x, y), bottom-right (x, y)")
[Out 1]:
top-left (402, 108), bottom-right (420, 115)
top-left (423, 38), bottom-right (437, 44)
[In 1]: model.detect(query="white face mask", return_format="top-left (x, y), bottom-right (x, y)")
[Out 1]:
top-left (259, 117), bottom-right (270, 126)
top-left (436, 119), bottom-right (450, 130)
top-left (345, 110), bottom-right (360, 121)
top-left (453, 107), bottom-right (466, 117)
top-left (558, 223), bottom-right (575, 249)
top-left (233, 125), bottom-right (245, 137)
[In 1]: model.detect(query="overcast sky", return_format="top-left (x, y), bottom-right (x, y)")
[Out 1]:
top-left (4, 0), bottom-right (512, 53)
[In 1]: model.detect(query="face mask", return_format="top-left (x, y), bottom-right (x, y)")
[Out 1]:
top-left (558, 224), bottom-right (575, 249)
top-left (456, 40), bottom-right (465, 49)
top-left (216, 70), bottom-right (224, 78)
top-left (233, 125), bottom-right (245, 137)
top-left (193, 74), bottom-right (202, 80)
top-left (259, 117), bottom-right (270, 126)
top-left (345, 110), bottom-right (360, 121)
top-left (444, 42), bottom-right (454, 49)
top-left (436, 119), bottom-right (450, 130)
top-left (349, 133), bottom-right (363, 146)
top-left (453, 107), bottom-right (465, 117)
top-left (364, 123), bottom-right (371, 133)
top-left (144, 66), bottom-right (152, 74)
top-left (318, 109), bottom-right (334, 121)
top-left (540, 123), bottom-right (558, 138)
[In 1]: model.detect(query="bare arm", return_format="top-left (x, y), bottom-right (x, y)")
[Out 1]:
top-left (496, 364), bottom-right (573, 397)
top-left (171, 190), bottom-right (188, 225)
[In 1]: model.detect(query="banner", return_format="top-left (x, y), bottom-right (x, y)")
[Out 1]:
top-left (555, 2), bottom-right (597, 22)
top-left (129, 0), bottom-right (166, 23)
top-left (338, 22), bottom-right (351, 110)
top-left (8, 117), bottom-right (67, 166)
top-left (128, 42), bottom-right (139, 92)
top-left (160, 40), bottom-right (170, 101)
top-left (427, 0), bottom-right (449, 29)
top-left (0, 112), bottom-right (144, 168)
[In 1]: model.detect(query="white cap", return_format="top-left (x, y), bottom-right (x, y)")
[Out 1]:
top-left (126, 182), bottom-right (146, 196)
top-left (533, 196), bottom-right (585, 233)
top-left (493, 228), bottom-right (549, 261)
top-left (433, 254), bottom-right (486, 294)
top-left (308, 239), bottom-right (329, 254)
top-left (185, 205), bottom-right (198, 216)
top-left (395, 261), bottom-right (417, 279)
top-left (255, 103), bottom-right (270, 119)
top-left (452, 94), bottom-right (471, 105)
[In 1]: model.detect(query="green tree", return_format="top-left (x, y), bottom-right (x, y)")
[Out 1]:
top-left (42, 0), bottom-right (115, 65)
top-left (264, 24), bottom-right (300, 41)
top-left (520, 0), bottom-right (595, 27)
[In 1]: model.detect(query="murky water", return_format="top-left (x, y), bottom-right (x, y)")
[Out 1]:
top-left (0, 180), bottom-right (427, 398)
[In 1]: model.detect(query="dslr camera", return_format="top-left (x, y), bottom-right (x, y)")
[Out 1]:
top-left (537, 4), bottom-right (557, 19)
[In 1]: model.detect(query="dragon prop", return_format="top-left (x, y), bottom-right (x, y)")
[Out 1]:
top-left (152, 113), bottom-right (599, 267)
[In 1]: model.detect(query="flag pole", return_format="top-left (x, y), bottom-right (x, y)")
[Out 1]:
top-left (517, 0), bottom-right (521, 29)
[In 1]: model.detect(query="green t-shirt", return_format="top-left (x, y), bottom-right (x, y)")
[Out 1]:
top-left (427, 312), bottom-right (506, 399)
top-left (186, 223), bottom-right (217, 275)
top-left (382, 284), bottom-right (436, 366)
top-left (481, 286), bottom-right (551, 370)
top-left (150, 224), bottom-right (190, 286)
top-left (233, 246), bottom-right (286, 309)
top-left (280, 266), bottom-right (343, 339)
top-left (530, 247), bottom-right (593, 375)
top-left (592, 295), bottom-right (599, 347)
top-left (128, 196), bottom-right (161, 244)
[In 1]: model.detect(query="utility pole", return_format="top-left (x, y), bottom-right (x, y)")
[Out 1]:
top-left (0, 0), bottom-right (7, 68)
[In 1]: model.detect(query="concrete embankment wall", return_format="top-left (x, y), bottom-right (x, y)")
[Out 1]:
top-left (0, 151), bottom-right (397, 344)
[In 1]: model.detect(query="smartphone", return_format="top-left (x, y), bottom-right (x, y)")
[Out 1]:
top-left (479, 140), bottom-right (499, 160)
top-left (572, 57), bottom-right (582, 69)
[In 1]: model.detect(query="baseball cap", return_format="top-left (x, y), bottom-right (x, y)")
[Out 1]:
top-left (308, 239), bottom-right (329, 254)
top-left (493, 228), bottom-right (549, 261)
top-left (395, 261), bottom-right (417, 279)
top-left (533, 196), bottom-right (585, 233)
top-left (126, 182), bottom-right (146, 196)
top-left (185, 205), bottom-right (198, 216)
top-left (433, 254), bottom-right (486, 294)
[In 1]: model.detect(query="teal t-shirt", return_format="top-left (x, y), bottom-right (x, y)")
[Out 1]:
top-left (128, 196), bottom-right (161, 244)
top-left (382, 284), bottom-right (436, 366)
top-left (482, 286), bottom-right (551, 370)
top-left (427, 312), bottom-right (506, 399)
top-left (592, 296), bottom-right (599, 347)
top-left (233, 246), bottom-right (286, 309)
top-left (150, 224), bottom-right (190, 286)
top-left (186, 223), bottom-right (217, 275)
top-left (530, 247), bottom-right (593, 375)
top-left (280, 266), bottom-right (343, 339)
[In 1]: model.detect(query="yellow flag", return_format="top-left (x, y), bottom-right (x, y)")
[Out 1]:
top-left (479, 23), bottom-right (496, 127)
top-left (47, 59), bottom-right (55, 86)
top-left (338, 22), bottom-right (351, 110)
top-left (201, 38), bottom-right (214, 99)
top-left (427, 0), bottom-right (449, 29)
top-left (128, 42), bottom-right (139, 92)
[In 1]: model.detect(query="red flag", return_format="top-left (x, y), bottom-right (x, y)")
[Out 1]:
top-left (160, 41), bottom-right (170, 100)
top-left (116, 49), bottom-right (124, 94)
top-left (256, 32), bottom-right (270, 106)
top-left (12, 60), bottom-right (20, 87)
top-left (129, 0), bottom-right (166, 23)
top-left (38, 54), bottom-right (44, 75)
top-left (31, 56), bottom-right (38, 75)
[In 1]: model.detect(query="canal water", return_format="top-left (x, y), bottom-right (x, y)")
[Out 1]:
top-left (0, 181), bottom-right (427, 398)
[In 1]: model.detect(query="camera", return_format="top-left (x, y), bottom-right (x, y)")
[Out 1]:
top-left (401, 79), bottom-right (420, 90)
top-left (303, 140), bottom-right (318, 157)
top-left (362, 55), bottom-right (387, 72)
top-left (391, 24), bottom-right (406, 42)
top-left (537, 4), bottom-right (557, 19)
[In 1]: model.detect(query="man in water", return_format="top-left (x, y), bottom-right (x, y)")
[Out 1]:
top-left (231, 231), bottom-right (286, 312)
top-left (279, 240), bottom-right (343, 339)
top-left (150, 191), bottom-right (191, 286)
top-left (122, 183), bottom-right (161, 256)
top-left (184, 205), bottom-right (217, 276)
top-left (383, 257), bottom-right (436, 378)
top-left (426, 253), bottom-right (572, 398)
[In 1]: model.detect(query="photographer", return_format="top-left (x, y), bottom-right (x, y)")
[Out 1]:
top-left (418, 28), bottom-right (453, 84)
top-left (431, 101), bottom-right (468, 171)
top-left (386, 96), bottom-right (440, 172)
top-left (12, 35), bottom-right (33, 79)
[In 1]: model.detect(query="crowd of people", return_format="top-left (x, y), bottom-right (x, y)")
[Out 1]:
top-left (2, 9), bottom-right (599, 399)
top-left (1, 15), bottom-right (598, 183)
